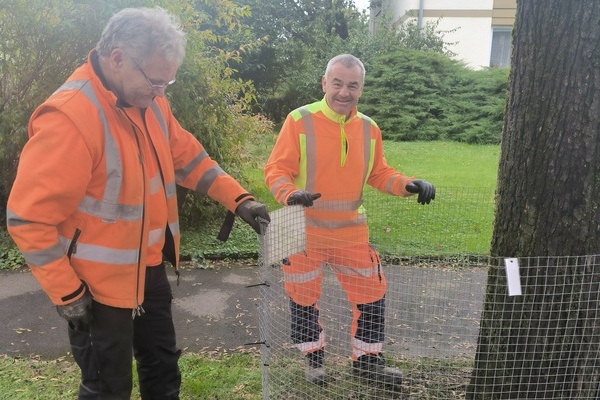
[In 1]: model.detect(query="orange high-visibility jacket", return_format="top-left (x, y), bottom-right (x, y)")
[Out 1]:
top-left (6, 51), bottom-right (253, 308)
top-left (264, 97), bottom-right (415, 248)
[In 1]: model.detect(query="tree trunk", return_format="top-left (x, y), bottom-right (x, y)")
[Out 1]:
top-left (469, 2), bottom-right (600, 398)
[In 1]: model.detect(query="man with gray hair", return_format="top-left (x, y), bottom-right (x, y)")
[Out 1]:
top-left (265, 53), bottom-right (435, 388)
top-left (6, 7), bottom-right (269, 399)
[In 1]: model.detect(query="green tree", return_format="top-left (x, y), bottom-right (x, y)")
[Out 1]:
top-left (469, 1), bottom-right (600, 398)
top-left (0, 0), bottom-right (126, 216)
top-left (228, 0), bottom-right (370, 122)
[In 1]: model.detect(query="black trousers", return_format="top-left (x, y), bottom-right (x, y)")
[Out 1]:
top-left (68, 264), bottom-right (181, 399)
top-left (290, 297), bottom-right (386, 346)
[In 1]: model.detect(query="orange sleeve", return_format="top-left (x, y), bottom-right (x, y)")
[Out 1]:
top-left (163, 101), bottom-right (253, 212)
top-left (263, 115), bottom-right (302, 205)
top-left (366, 126), bottom-right (415, 197)
top-left (7, 110), bottom-right (91, 304)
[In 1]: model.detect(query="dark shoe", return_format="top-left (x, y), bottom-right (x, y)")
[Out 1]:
top-left (352, 353), bottom-right (403, 387)
top-left (305, 349), bottom-right (326, 385)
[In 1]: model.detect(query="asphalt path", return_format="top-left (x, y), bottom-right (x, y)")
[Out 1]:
top-left (0, 262), bottom-right (262, 359)
top-left (1, 260), bottom-right (488, 363)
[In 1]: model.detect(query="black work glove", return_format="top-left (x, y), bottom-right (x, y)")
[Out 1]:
top-left (405, 180), bottom-right (436, 205)
top-left (56, 286), bottom-right (93, 331)
top-left (235, 199), bottom-right (270, 234)
top-left (287, 191), bottom-right (322, 207)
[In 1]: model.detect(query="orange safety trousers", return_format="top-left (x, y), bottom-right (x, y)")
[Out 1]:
top-left (283, 244), bottom-right (388, 360)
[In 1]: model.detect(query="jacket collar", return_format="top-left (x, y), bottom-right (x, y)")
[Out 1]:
top-left (320, 96), bottom-right (358, 124)
top-left (89, 49), bottom-right (132, 109)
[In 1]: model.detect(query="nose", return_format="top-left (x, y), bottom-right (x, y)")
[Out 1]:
top-left (153, 87), bottom-right (167, 97)
top-left (338, 85), bottom-right (350, 97)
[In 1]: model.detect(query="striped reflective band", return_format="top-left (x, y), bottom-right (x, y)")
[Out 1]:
top-left (352, 337), bottom-right (383, 359)
top-left (149, 102), bottom-right (168, 140)
top-left (22, 242), bottom-right (64, 267)
top-left (58, 236), bottom-right (139, 265)
top-left (331, 263), bottom-right (379, 278)
top-left (283, 267), bottom-right (323, 284)
top-left (296, 331), bottom-right (325, 353)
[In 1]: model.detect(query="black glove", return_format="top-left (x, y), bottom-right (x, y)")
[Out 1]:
top-left (56, 287), bottom-right (93, 331)
top-left (235, 199), bottom-right (270, 234)
top-left (287, 191), bottom-right (322, 207)
top-left (406, 180), bottom-right (436, 205)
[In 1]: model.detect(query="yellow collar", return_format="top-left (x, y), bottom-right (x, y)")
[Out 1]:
top-left (320, 97), bottom-right (357, 124)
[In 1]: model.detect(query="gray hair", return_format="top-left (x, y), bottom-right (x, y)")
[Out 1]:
top-left (325, 54), bottom-right (366, 81)
top-left (96, 7), bottom-right (186, 67)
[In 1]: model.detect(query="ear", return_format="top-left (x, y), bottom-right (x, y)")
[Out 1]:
top-left (109, 48), bottom-right (127, 71)
top-left (321, 75), bottom-right (327, 93)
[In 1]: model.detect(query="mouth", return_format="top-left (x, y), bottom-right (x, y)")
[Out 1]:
top-left (335, 98), bottom-right (351, 105)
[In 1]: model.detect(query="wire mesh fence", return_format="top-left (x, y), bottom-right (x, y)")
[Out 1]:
top-left (257, 187), bottom-right (600, 399)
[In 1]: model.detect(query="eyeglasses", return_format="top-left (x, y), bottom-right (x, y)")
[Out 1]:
top-left (136, 65), bottom-right (176, 90)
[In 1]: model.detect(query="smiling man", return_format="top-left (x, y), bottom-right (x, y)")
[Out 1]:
top-left (264, 54), bottom-right (435, 388)
top-left (6, 7), bottom-right (270, 399)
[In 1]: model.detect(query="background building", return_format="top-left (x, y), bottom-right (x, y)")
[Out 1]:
top-left (371, 0), bottom-right (516, 69)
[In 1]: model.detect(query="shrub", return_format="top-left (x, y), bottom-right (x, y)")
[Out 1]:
top-left (360, 49), bottom-right (509, 144)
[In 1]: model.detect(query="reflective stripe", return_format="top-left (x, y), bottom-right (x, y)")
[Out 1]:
top-left (148, 228), bottom-right (165, 247)
top-left (299, 107), bottom-right (317, 193)
top-left (149, 102), bottom-right (168, 140)
top-left (78, 196), bottom-right (143, 222)
top-left (169, 220), bottom-right (180, 237)
top-left (71, 242), bottom-right (139, 265)
top-left (362, 118), bottom-right (374, 184)
top-left (22, 242), bottom-right (64, 267)
top-left (78, 82), bottom-right (123, 217)
top-left (175, 150), bottom-right (208, 182)
top-left (195, 165), bottom-right (226, 194)
top-left (352, 337), bottom-right (383, 359)
top-left (6, 209), bottom-right (29, 227)
top-left (54, 80), bottom-right (128, 223)
top-left (57, 235), bottom-right (139, 265)
top-left (331, 264), bottom-right (379, 278)
top-left (165, 180), bottom-right (177, 199)
top-left (296, 331), bottom-right (325, 353)
top-left (306, 215), bottom-right (366, 230)
top-left (310, 199), bottom-right (363, 212)
top-left (149, 173), bottom-right (163, 195)
top-left (283, 268), bottom-right (323, 284)
top-left (270, 177), bottom-right (294, 201)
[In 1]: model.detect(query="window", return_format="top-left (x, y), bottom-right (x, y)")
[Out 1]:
top-left (490, 27), bottom-right (512, 68)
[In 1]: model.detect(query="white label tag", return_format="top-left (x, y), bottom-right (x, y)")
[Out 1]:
top-left (504, 258), bottom-right (522, 296)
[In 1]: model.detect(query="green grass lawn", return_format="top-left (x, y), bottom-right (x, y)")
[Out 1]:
top-left (240, 139), bottom-right (500, 257)
top-left (0, 352), bottom-right (261, 400)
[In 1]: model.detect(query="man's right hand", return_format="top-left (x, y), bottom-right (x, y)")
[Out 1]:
top-left (56, 287), bottom-right (93, 331)
top-left (287, 191), bottom-right (322, 207)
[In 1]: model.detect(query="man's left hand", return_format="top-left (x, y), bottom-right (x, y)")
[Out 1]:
top-left (406, 180), bottom-right (436, 205)
top-left (236, 200), bottom-right (270, 234)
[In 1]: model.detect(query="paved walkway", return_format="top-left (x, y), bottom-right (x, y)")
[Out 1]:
top-left (0, 262), bottom-right (262, 359)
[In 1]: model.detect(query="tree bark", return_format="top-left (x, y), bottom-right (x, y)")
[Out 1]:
top-left (469, 2), bottom-right (600, 398)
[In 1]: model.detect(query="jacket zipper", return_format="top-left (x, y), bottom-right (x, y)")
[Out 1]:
top-left (122, 108), bottom-right (147, 319)
top-left (339, 118), bottom-right (348, 167)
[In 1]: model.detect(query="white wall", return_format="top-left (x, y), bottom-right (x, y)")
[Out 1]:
top-left (378, 0), bottom-right (501, 69)
top-left (432, 17), bottom-right (493, 69)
